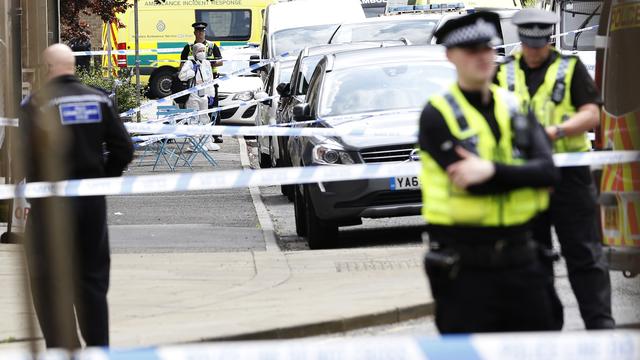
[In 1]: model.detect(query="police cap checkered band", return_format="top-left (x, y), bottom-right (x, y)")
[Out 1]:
top-left (443, 18), bottom-right (499, 48)
top-left (518, 24), bottom-right (554, 38)
top-left (434, 11), bottom-right (502, 49)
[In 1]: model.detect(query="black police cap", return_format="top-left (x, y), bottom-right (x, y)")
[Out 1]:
top-left (192, 22), bottom-right (208, 30)
top-left (512, 9), bottom-right (557, 48)
top-left (433, 11), bottom-right (501, 49)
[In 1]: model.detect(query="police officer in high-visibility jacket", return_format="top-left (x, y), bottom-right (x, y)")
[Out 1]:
top-left (181, 22), bottom-right (223, 73)
top-left (18, 44), bottom-right (134, 348)
top-left (495, 8), bottom-right (615, 330)
top-left (419, 12), bottom-right (562, 333)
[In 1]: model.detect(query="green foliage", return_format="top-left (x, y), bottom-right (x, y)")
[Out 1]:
top-left (75, 67), bottom-right (146, 116)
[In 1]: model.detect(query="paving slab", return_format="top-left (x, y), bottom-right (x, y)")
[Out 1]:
top-left (0, 245), bottom-right (430, 349)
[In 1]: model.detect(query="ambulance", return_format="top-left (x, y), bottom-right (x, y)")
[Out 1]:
top-left (103, 0), bottom-right (276, 99)
top-left (595, 0), bottom-right (640, 277)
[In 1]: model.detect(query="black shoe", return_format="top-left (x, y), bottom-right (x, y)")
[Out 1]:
top-left (214, 137), bottom-right (224, 143)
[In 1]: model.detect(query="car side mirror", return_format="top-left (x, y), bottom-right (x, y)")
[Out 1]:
top-left (276, 82), bottom-right (290, 97)
top-left (254, 91), bottom-right (272, 107)
top-left (249, 55), bottom-right (262, 73)
top-left (292, 103), bottom-right (311, 121)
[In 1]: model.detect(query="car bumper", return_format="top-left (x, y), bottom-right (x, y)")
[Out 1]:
top-left (306, 178), bottom-right (422, 221)
top-left (217, 94), bottom-right (258, 125)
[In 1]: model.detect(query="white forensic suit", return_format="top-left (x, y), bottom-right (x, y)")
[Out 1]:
top-left (178, 54), bottom-right (219, 151)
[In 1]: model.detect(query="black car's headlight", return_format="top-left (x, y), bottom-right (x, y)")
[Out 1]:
top-left (312, 143), bottom-right (355, 165)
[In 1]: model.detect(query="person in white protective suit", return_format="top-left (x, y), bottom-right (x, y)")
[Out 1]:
top-left (178, 42), bottom-right (220, 151)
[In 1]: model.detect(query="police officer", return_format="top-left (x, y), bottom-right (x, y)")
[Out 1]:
top-left (419, 12), bottom-right (561, 333)
top-left (181, 22), bottom-right (223, 71)
top-left (18, 44), bottom-right (134, 347)
top-left (181, 21), bottom-right (223, 143)
top-left (495, 8), bottom-right (615, 330)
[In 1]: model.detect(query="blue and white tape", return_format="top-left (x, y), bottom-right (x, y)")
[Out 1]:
top-left (0, 117), bottom-right (19, 127)
top-left (146, 95), bottom-right (281, 124)
top-left (71, 45), bottom-right (260, 57)
top-left (125, 121), bottom-right (419, 139)
top-left (119, 50), bottom-right (295, 118)
top-left (494, 25), bottom-right (599, 50)
top-left (0, 151), bottom-right (637, 200)
top-left (2, 331), bottom-right (638, 360)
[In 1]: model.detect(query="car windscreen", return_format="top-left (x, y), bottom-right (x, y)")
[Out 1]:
top-left (330, 20), bottom-right (437, 45)
top-left (320, 62), bottom-right (455, 117)
top-left (272, 25), bottom-right (339, 58)
top-left (559, 0), bottom-right (601, 51)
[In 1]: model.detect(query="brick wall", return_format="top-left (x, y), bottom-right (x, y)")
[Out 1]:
top-left (86, 14), bottom-right (104, 49)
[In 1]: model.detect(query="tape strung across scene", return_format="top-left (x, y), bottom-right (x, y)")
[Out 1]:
top-left (0, 151), bottom-right (637, 200)
top-left (0, 117), bottom-right (19, 127)
top-left (1, 330), bottom-right (638, 360)
top-left (71, 45), bottom-right (259, 57)
top-left (118, 48), bottom-right (296, 118)
top-left (495, 25), bottom-right (599, 50)
top-left (145, 94), bottom-right (281, 123)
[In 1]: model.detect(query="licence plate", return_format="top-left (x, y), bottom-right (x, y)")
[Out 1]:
top-left (390, 176), bottom-right (420, 190)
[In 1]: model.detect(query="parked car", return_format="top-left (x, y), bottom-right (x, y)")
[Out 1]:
top-left (328, 14), bottom-right (442, 45)
top-left (258, 0), bottom-right (366, 75)
top-left (286, 46), bottom-right (455, 249)
top-left (273, 41), bottom-right (408, 200)
top-left (216, 47), bottom-right (264, 125)
top-left (255, 58), bottom-right (296, 168)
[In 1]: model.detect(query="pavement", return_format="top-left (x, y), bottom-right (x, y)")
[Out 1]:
top-left (0, 136), bottom-right (433, 351)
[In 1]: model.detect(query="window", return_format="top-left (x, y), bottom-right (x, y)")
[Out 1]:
top-left (559, 1), bottom-right (601, 51)
top-left (195, 10), bottom-right (252, 42)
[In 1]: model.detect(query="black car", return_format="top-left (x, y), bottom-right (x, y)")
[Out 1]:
top-left (275, 41), bottom-right (408, 200)
top-left (286, 45), bottom-right (456, 249)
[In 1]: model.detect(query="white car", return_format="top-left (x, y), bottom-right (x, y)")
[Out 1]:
top-left (215, 47), bottom-right (264, 125)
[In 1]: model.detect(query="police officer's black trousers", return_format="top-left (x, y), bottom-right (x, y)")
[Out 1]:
top-left (25, 196), bottom-right (110, 348)
top-left (424, 235), bottom-right (560, 333)
top-left (533, 166), bottom-right (615, 329)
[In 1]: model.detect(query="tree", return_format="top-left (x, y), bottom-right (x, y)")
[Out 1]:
top-left (60, 0), bottom-right (130, 45)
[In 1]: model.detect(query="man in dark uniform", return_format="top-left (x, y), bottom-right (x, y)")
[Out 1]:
top-left (18, 44), bottom-right (134, 348)
top-left (495, 8), bottom-right (615, 330)
top-left (181, 21), bottom-right (224, 143)
top-left (181, 22), bottom-right (223, 71)
top-left (419, 11), bottom-right (561, 333)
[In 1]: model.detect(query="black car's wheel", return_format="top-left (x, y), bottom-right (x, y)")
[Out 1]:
top-left (149, 68), bottom-right (175, 99)
top-left (280, 158), bottom-right (294, 202)
top-left (294, 184), bottom-right (307, 237)
top-left (304, 185), bottom-right (338, 250)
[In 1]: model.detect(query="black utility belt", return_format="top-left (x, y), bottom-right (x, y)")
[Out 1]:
top-left (427, 239), bottom-right (538, 269)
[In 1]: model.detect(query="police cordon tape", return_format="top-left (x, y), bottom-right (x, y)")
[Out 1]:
top-left (495, 25), bottom-right (599, 50)
top-left (119, 49), bottom-right (298, 118)
top-left (71, 44), bottom-right (258, 57)
top-left (1, 331), bottom-right (639, 360)
top-left (0, 117), bottom-right (19, 127)
top-left (0, 151), bottom-right (637, 200)
top-left (125, 121), bottom-right (419, 138)
top-left (144, 94), bottom-right (281, 123)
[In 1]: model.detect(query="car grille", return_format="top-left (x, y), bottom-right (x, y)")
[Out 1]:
top-left (335, 190), bottom-right (422, 208)
top-left (359, 144), bottom-right (417, 163)
top-left (220, 107), bottom-right (238, 119)
top-left (241, 105), bottom-right (257, 118)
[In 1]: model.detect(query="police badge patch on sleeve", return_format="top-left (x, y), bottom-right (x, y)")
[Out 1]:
top-left (59, 102), bottom-right (103, 125)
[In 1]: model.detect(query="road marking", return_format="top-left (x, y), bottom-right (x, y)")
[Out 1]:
top-left (238, 137), bottom-right (280, 253)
